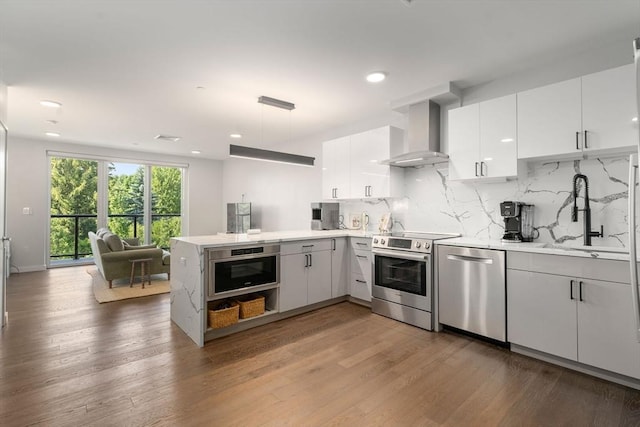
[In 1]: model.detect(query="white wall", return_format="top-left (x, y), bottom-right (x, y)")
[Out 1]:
top-left (221, 111), bottom-right (405, 232)
top-left (6, 136), bottom-right (224, 272)
top-left (0, 81), bottom-right (6, 126)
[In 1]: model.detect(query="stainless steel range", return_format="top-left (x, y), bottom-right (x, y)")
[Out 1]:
top-left (371, 231), bottom-right (459, 330)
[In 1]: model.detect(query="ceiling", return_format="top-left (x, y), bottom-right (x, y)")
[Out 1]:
top-left (1, 0), bottom-right (639, 160)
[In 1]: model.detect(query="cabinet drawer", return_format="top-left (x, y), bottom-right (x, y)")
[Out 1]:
top-left (350, 272), bottom-right (371, 301)
top-left (350, 237), bottom-right (372, 251)
top-left (280, 239), bottom-right (332, 256)
top-left (351, 250), bottom-right (371, 277)
top-left (507, 251), bottom-right (629, 284)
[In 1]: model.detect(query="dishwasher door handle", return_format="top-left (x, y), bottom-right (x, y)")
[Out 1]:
top-left (446, 254), bottom-right (494, 264)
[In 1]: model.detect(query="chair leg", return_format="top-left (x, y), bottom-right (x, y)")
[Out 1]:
top-left (167, 272), bottom-right (170, 280)
top-left (130, 262), bottom-right (136, 288)
top-left (109, 279), bottom-right (113, 289)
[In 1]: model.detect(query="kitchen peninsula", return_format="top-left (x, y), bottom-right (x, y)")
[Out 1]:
top-left (170, 230), bottom-right (371, 347)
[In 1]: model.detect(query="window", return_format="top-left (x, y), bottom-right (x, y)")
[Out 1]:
top-left (48, 154), bottom-right (185, 265)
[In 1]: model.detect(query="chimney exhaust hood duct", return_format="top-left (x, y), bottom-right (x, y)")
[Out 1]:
top-left (382, 82), bottom-right (460, 167)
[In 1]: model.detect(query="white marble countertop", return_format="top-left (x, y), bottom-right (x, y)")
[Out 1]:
top-left (172, 231), bottom-right (634, 261)
top-left (436, 237), bottom-right (631, 261)
top-left (171, 229), bottom-right (373, 249)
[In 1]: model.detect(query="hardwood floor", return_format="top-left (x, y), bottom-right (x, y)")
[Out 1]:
top-left (2, 266), bottom-right (640, 426)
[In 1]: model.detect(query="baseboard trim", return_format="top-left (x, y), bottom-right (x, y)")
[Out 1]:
top-left (511, 344), bottom-right (640, 390)
top-left (12, 265), bottom-right (47, 273)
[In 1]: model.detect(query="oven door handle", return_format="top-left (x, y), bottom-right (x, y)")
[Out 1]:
top-left (372, 249), bottom-right (428, 261)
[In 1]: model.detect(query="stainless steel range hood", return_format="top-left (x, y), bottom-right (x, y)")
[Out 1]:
top-left (382, 82), bottom-right (460, 167)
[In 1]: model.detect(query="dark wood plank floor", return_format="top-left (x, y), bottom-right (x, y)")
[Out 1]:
top-left (2, 266), bottom-right (640, 426)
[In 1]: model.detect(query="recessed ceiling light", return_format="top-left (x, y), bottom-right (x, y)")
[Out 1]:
top-left (191, 150), bottom-right (201, 154)
top-left (196, 86), bottom-right (205, 90)
top-left (500, 138), bottom-right (515, 143)
top-left (45, 120), bottom-right (58, 125)
top-left (366, 71), bottom-right (387, 83)
top-left (45, 132), bottom-right (60, 137)
top-left (633, 117), bottom-right (638, 122)
top-left (40, 100), bottom-right (62, 108)
top-left (230, 133), bottom-right (242, 139)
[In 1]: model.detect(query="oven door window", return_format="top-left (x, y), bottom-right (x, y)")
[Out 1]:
top-left (215, 255), bottom-right (277, 294)
top-left (374, 255), bottom-right (426, 296)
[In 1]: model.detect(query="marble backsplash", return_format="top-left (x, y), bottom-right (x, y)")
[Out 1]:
top-left (340, 155), bottom-right (633, 248)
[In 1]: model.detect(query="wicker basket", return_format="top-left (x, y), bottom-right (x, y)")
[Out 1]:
top-left (208, 301), bottom-right (239, 329)
top-left (236, 294), bottom-right (265, 319)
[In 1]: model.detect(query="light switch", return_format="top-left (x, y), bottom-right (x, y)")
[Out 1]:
top-left (22, 207), bottom-right (32, 215)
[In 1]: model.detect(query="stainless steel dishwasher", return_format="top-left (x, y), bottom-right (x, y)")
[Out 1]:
top-left (437, 245), bottom-right (506, 342)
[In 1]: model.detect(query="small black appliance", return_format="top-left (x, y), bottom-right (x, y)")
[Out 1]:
top-left (500, 201), bottom-right (535, 242)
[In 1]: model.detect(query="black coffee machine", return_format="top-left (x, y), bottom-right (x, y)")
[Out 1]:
top-left (500, 201), bottom-right (535, 242)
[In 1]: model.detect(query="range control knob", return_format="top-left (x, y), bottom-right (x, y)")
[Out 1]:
top-left (373, 238), bottom-right (378, 244)
top-left (415, 242), bottom-right (422, 249)
top-left (381, 239), bottom-right (386, 245)
top-left (425, 242), bottom-right (431, 249)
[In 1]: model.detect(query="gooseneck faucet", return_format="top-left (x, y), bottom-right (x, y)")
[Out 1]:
top-left (572, 173), bottom-right (603, 246)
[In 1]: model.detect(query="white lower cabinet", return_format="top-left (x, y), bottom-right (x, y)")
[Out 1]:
top-left (279, 240), bottom-right (332, 312)
top-left (508, 262), bottom-right (640, 380)
top-left (349, 237), bottom-right (372, 302)
top-left (508, 270), bottom-right (578, 361)
top-left (330, 238), bottom-right (348, 298)
top-left (578, 279), bottom-right (640, 379)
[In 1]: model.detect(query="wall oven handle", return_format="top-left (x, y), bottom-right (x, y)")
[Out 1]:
top-left (372, 249), bottom-right (428, 262)
top-left (446, 254), bottom-right (493, 264)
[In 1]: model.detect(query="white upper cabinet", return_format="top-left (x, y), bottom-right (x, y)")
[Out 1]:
top-left (322, 126), bottom-right (403, 200)
top-left (448, 94), bottom-right (518, 181)
top-left (322, 136), bottom-right (350, 200)
top-left (480, 95), bottom-right (518, 178)
top-left (517, 78), bottom-right (582, 159)
top-left (448, 104), bottom-right (480, 181)
top-left (518, 64), bottom-right (636, 160)
top-left (582, 64), bottom-right (637, 154)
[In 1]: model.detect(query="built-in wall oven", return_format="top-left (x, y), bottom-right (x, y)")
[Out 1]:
top-left (372, 232), bottom-right (458, 330)
top-left (207, 244), bottom-right (280, 298)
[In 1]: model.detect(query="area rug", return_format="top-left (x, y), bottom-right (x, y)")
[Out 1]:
top-left (87, 267), bottom-right (170, 303)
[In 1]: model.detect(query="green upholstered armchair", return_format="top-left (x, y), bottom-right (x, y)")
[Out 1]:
top-left (88, 228), bottom-right (170, 288)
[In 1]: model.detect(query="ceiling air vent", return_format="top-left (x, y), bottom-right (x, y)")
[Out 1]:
top-left (154, 135), bottom-right (181, 142)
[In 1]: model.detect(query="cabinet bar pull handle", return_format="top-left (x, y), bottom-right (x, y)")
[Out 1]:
top-left (576, 131), bottom-right (580, 150)
top-left (302, 244), bottom-right (314, 248)
top-left (332, 239), bottom-right (336, 251)
top-left (304, 254), bottom-right (309, 267)
top-left (356, 255), bottom-right (368, 259)
top-left (356, 279), bottom-right (366, 283)
top-left (584, 130), bottom-right (588, 149)
top-left (475, 162), bottom-right (479, 177)
top-left (309, 254), bottom-right (312, 267)
top-left (481, 161), bottom-right (486, 177)
top-left (579, 281), bottom-right (584, 302)
top-left (570, 280), bottom-right (575, 300)
top-left (356, 242), bottom-right (368, 246)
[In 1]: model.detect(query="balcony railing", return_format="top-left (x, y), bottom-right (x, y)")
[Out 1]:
top-left (50, 213), bottom-right (180, 261)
